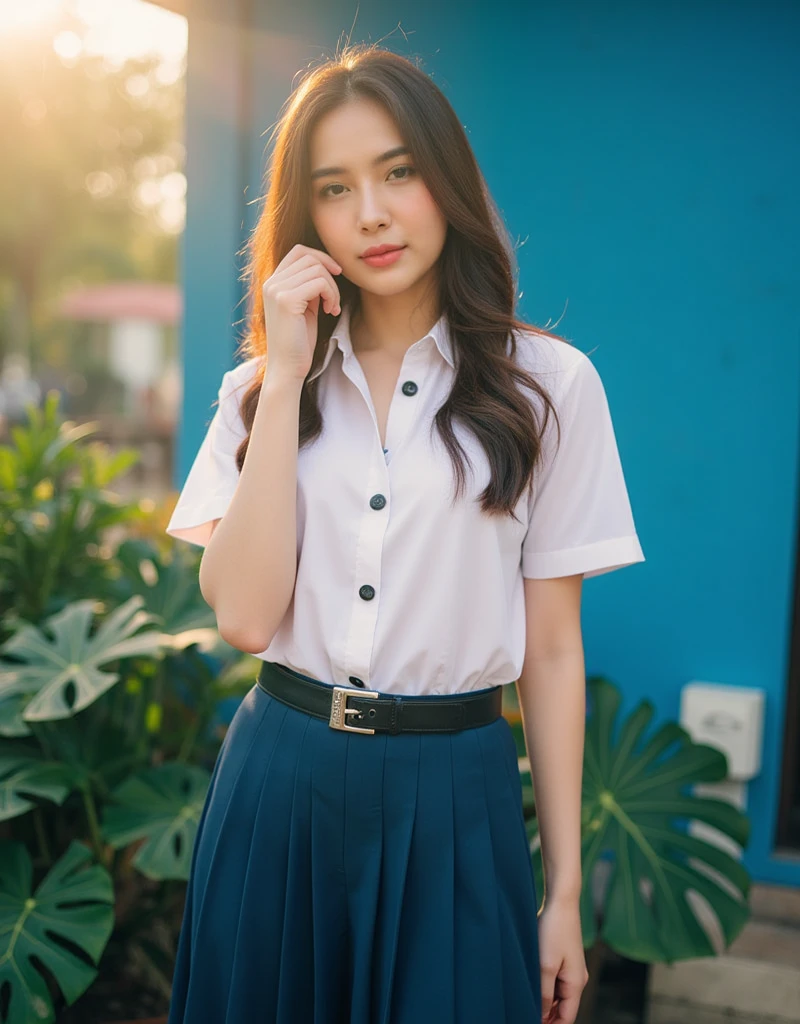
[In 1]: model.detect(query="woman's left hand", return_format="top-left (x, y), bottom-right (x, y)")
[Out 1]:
top-left (537, 897), bottom-right (589, 1023)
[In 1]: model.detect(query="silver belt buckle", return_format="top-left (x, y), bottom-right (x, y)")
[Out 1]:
top-left (329, 685), bottom-right (381, 734)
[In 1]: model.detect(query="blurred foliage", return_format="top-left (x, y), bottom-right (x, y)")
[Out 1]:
top-left (0, 391), bottom-right (143, 626)
top-left (0, 391), bottom-right (258, 1022)
top-left (0, 2), bottom-right (184, 374)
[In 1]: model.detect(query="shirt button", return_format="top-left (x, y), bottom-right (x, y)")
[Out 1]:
top-left (349, 676), bottom-right (365, 687)
top-left (370, 493), bottom-right (386, 510)
top-left (359, 585), bottom-right (375, 601)
top-left (401, 381), bottom-right (418, 396)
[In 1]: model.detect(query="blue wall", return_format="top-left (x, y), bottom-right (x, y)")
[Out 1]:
top-left (177, 0), bottom-right (800, 886)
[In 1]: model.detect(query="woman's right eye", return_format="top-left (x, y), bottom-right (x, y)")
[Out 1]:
top-left (319, 183), bottom-right (346, 198)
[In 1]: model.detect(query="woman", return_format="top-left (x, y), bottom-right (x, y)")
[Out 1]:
top-left (165, 42), bottom-right (645, 1024)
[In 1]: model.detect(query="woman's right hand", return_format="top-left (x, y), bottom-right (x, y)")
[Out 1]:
top-left (261, 243), bottom-right (343, 383)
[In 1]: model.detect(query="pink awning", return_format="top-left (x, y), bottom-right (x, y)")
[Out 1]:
top-left (58, 282), bottom-right (182, 325)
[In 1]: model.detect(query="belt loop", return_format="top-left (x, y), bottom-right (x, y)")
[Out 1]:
top-left (389, 696), bottom-right (403, 735)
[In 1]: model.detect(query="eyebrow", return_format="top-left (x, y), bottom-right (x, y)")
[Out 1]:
top-left (310, 146), bottom-right (411, 181)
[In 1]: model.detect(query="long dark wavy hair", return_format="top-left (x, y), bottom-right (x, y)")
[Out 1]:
top-left (233, 42), bottom-right (572, 520)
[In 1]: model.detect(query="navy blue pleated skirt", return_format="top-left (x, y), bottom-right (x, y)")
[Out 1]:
top-left (167, 667), bottom-right (541, 1024)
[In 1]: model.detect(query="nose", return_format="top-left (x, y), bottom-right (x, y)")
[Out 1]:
top-left (357, 184), bottom-right (390, 232)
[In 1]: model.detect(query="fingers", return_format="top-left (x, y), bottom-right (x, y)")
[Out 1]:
top-left (269, 275), bottom-right (340, 318)
top-left (272, 263), bottom-right (341, 315)
top-left (275, 242), bottom-right (342, 278)
top-left (264, 254), bottom-right (342, 316)
top-left (293, 275), bottom-right (340, 316)
top-left (539, 957), bottom-right (558, 1021)
top-left (554, 992), bottom-right (582, 1021)
top-left (543, 973), bottom-right (587, 1024)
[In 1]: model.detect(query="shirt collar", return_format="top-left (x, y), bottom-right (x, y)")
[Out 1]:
top-left (306, 302), bottom-right (454, 383)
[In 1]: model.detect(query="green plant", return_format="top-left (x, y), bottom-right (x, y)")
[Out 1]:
top-left (0, 396), bottom-right (255, 1023)
top-left (0, 840), bottom-right (115, 1024)
top-left (0, 393), bottom-right (142, 628)
top-left (507, 675), bottom-right (751, 1024)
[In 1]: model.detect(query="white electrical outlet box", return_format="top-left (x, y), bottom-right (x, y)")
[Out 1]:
top-left (679, 682), bottom-right (765, 781)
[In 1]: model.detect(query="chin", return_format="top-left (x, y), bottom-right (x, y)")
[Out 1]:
top-left (364, 283), bottom-right (420, 300)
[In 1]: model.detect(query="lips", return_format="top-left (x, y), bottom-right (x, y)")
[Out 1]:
top-left (361, 247), bottom-right (406, 268)
top-left (360, 244), bottom-right (405, 258)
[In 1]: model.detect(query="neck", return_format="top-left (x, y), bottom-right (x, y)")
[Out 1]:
top-left (350, 286), bottom-right (441, 359)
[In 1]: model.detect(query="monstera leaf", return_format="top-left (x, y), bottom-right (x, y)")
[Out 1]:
top-left (0, 750), bottom-right (79, 821)
top-left (0, 839), bottom-right (115, 1024)
top-left (522, 675), bottom-right (751, 963)
top-left (101, 762), bottom-right (211, 880)
top-left (0, 596), bottom-right (164, 730)
top-left (113, 537), bottom-right (223, 653)
top-left (0, 685), bottom-right (35, 737)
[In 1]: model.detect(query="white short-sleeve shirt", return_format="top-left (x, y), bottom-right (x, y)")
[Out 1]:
top-left (166, 304), bottom-right (645, 695)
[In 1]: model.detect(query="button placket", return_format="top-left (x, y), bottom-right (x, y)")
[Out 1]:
top-left (339, 342), bottom-right (428, 689)
top-left (346, 343), bottom-right (427, 463)
top-left (341, 443), bottom-right (391, 689)
top-left (384, 346), bottom-right (426, 461)
top-left (341, 354), bottom-right (388, 459)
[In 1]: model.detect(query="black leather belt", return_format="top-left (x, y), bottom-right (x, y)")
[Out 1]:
top-left (257, 661), bottom-right (503, 735)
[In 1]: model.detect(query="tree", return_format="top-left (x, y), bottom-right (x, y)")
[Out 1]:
top-left (0, 3), bottom-right (185, 373)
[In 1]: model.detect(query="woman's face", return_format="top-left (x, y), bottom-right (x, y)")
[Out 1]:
top-left (308, 97), bottom-right (448, 299)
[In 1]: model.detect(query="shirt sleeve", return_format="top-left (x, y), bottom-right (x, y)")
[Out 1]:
top-left (165, 367), bottom-right (248, 548)
top-left (521, 351), bottom-right (645, 579)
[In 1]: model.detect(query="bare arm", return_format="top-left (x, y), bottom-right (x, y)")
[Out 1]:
top-left (197, 373), bottom-right (304, 653)
top-left (196, 243), bottom-right (342, 654)
top-left (516, 573), bottom-right (585, 903)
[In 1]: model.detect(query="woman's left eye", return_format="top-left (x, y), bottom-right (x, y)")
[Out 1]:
top-left (389, 165), bottom-right (416, 181)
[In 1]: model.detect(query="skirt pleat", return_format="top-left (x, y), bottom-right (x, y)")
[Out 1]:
top-left (167, 680), bottom-right (541, 1024)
